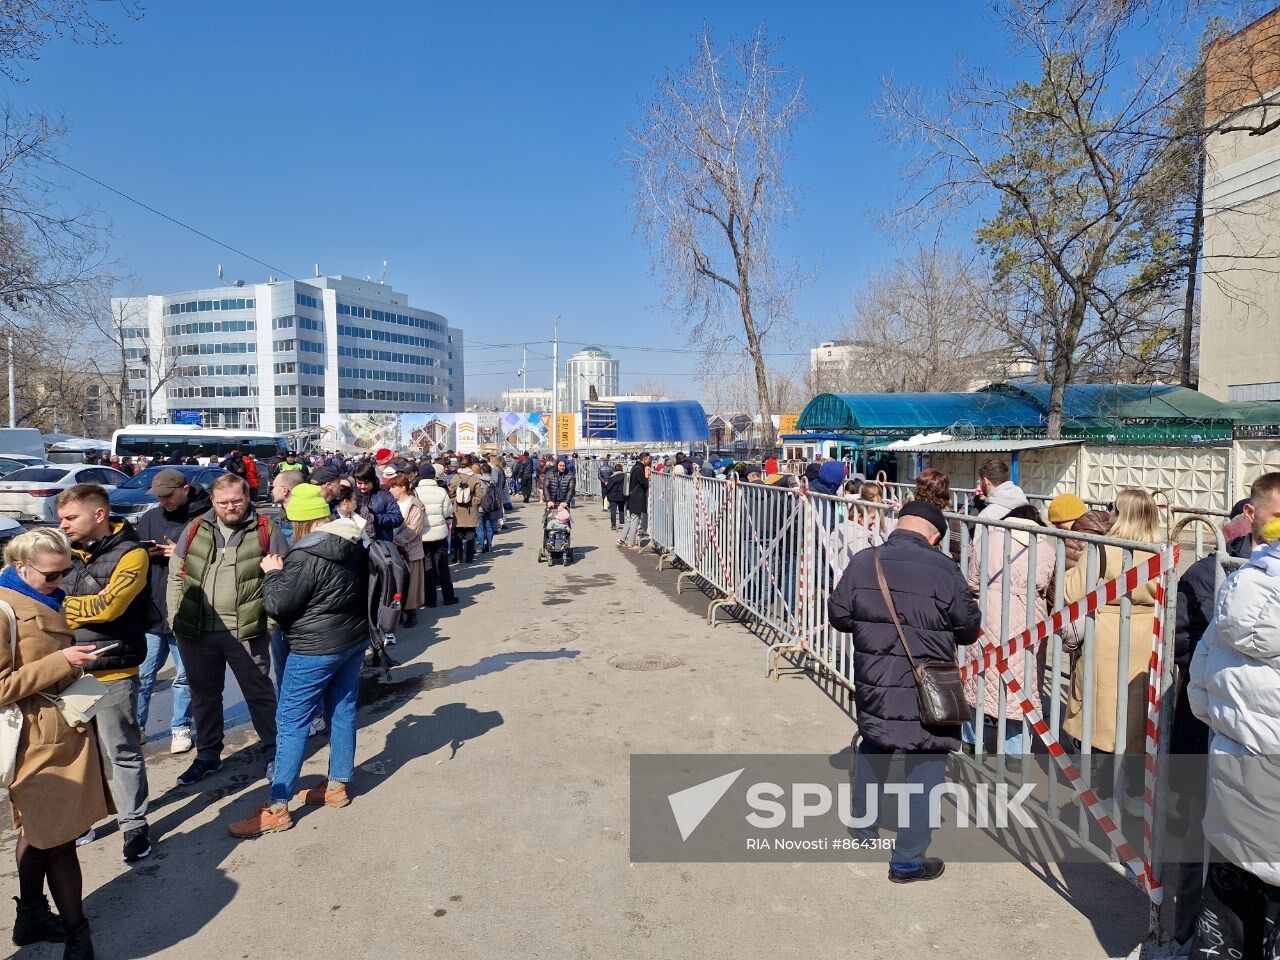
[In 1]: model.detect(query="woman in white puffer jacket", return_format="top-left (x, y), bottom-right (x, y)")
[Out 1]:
top-left (415, 467), bottom-right (458, 607)
top-left (1186, 516), bottom-right (1280, 956)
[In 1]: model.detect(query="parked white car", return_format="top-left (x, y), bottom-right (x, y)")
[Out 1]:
top-left (0, 465), bottom-right (130, 524)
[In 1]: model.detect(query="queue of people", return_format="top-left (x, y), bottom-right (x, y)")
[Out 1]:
top-left (0, 444), bottom-right (532, 957)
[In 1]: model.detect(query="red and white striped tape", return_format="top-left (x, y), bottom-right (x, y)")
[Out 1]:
top-left (983, 545), bottom-right (1176, 901)
top-left (959, 550), bottom-right (1171, 682)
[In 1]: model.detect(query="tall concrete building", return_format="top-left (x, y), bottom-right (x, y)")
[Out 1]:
top-left (557, 346), bottom-right (619, 417)
top-left (1199, 8), bottom-right (1280, 400)
top-left (113, 275), bottom-right (464, 430)
top-left (502, 387), bottom-right (554, 412)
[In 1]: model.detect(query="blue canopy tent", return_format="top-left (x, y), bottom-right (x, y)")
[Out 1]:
top-left (612, 401), bottom-right (710, 443)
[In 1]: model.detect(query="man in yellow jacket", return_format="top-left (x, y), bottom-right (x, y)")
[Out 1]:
top-left (56, 483), bottom-right (154, 864)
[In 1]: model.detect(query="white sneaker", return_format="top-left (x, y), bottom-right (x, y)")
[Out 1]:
top-left (383, 632), bottom-right (397, 646)
top-left (170, 728), bottom-right (194, 754)
top-left (1123, 793), bottom-right (1147, 819)
top-left (75, 827), bottom-right (96, 847)
top-left (308, 716), bottom-right (327, 736)
top-left (265, 760), bottom-right (275, 781)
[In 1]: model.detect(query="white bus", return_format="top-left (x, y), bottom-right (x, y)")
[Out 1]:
top-left (111, 425), bottom-right (288, 461)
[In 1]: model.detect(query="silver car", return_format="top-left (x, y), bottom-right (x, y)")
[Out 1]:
top-left (0, 465), bottom-right (130, 524)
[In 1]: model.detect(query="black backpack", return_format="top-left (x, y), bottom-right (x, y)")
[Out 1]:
top-left (365, 540), bottom-right (409, 673)
top-left (481, 478), bottom-right (501, 513)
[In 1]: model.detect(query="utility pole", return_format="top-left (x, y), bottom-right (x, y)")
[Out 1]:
top-left (551, 318), bottom-right (559, 459)
top-left (520, 344), bottom-right (527, 408)
top-left (7, 332), bottom-right (14, 428)
top-left (143, 350), bottom-right (153, 424)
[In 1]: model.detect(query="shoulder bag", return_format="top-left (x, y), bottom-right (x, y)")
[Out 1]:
top-left (0, 600), bottom-right (23, 789)
top-left (873, 548), bottom-right (969, 726)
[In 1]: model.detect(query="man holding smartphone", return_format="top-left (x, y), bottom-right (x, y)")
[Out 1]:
top-left (56, 483), bottom-right (155, 864)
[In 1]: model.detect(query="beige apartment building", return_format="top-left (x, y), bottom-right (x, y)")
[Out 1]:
top-left (1199, 8), bottom-right (1280, 400)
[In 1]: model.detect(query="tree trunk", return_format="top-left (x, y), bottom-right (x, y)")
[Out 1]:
top-left (1179, 144), bottom-right (1206, 388)
top-left (737, 290), bottom-right (775, 452)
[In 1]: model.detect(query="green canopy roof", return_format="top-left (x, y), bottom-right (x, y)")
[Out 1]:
top-left (982, 382), bottom-right (1236, 424)
top-left (795, 391), bottom-right (1045, 435)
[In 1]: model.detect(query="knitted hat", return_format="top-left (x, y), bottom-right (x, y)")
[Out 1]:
top-left (899, 500), bottom-right (949, 537)
top-left (1047, 493), bottom-right (1088, 525)
top-left (286, 484), bottom-right (332, 522)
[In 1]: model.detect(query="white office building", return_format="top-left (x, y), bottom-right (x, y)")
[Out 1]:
top-left (113, 275), bottom-right (464, 431)
top-left (557, 346), bottom-right (619, 417)
top-left (503, 387), bottom-right (554, 412)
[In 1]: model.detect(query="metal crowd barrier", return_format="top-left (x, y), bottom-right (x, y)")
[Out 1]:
top-left (644, 472), bottom-right (1232, 949)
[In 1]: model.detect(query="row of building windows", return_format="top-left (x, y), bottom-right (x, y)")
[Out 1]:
top-left (166, 320), bottom-right (256, 337)
top-left (164, 298), bottom-right (255, 316)
top-left (169, 342), bottom-right (256, 356)
top-left (337, 345), bottom-right (434, 367)
top-left (274, 384), bottom-right (325, 397)
top-left (336, 302), bottom-right (445, 334)
top-left (337, 388), bottom-right (434, 403)
top-left (271, 315), bottom-right (324, 332)
top-left (337, 367), bottom-right (431, 385)
top-left (337, 323), bottom-right (443, 351)
top-left (300, 361), bottom-right (325, 376)
top-left (122, 327), bottom-right (148, 340)
top-left (274, 408), bottom-right (324, 432)
top-left (299, 339), bottom-right (324, 354)
top-left (296, 292), bottom-right (320, 310)
top-left (168, 364), bottom-right (256, 378)
top-left (169, 385), bottom-right (258, 399)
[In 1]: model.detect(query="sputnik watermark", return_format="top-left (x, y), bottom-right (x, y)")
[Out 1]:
top-left (741, 780), bottom-right (1037, 832)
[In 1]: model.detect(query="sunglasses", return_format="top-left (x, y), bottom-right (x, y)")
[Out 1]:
top-left (29, 565), bottom-right (73, 583)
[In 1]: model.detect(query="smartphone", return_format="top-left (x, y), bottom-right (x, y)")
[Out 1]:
top-left (91, 641), bottom-right (120, 656)
top-left (138, 540), bottom-right (158, 549)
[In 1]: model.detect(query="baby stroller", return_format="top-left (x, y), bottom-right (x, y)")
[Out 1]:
top-left (538, 504), bottom-right (574, 565)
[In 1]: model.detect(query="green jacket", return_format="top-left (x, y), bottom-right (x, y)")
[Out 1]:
top-left (167, 507), bottom-right (288, 641)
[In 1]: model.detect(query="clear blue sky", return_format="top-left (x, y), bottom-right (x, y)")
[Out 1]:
top-left (13, 1), bottom-right (1019, 400)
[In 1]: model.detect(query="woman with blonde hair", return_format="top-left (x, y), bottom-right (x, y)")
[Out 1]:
top-left (1064, 488), bottom-right (1162, 765)
top-left (0, 527), bottom-right (109, 958)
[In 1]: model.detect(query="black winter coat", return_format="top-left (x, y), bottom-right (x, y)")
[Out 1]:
top-left (136, 483), bottom-right (212, 629)
top-left (626, 463), bottom-right (649, 515)
top-left (604, 472), bottom-right (627, 503)
top-left (828, 530), bottom-right (982, 751)
top-left (1171, 534), bottom-right (1250, 753)
top-left (262, 525), bottom-right (369, 656)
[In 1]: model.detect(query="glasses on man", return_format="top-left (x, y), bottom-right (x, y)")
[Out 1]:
top-left (213, 498), bottom-right (246, 509)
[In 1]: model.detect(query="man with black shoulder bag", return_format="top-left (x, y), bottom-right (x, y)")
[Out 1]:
top-left (828, 500), bottom-right (982, 884)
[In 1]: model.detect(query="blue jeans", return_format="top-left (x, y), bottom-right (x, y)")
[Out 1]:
top-left (137, 630), bottom-right (192, 732)
top-left (962, 719), bottom-right (1025, 756)
top-left (270, 642), bottom-right (367, 805)
top-left (850, 740), bottom-right (949, 872)
top-left (477, 511), bottom-right (498, 551)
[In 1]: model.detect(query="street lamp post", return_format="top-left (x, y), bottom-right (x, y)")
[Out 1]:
top-left (7, 331), bottom-right (15, 428)
top-left (142, 350), bottom-right (153, 424)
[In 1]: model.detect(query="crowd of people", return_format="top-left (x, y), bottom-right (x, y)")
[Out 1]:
top-left (618, 449), bottom-right (1277, 954)
top-left (0, 444), bottom-right (552, 958)
top-left (3, 438), bottom-right (1276, 956)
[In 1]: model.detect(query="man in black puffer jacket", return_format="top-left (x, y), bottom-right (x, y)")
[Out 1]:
top-left (231, 488), bottom-right (370, 837)
top-left (828, 500), bottom-right (981, 884)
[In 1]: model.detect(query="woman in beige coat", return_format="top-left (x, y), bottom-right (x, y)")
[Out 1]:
top-left (963, 504), bottom-right (1055, 755)
top-left (0, 528), bottom-right (110, 956)
top-left (387, 473), bottom-right (426, 628)
top-left (1063, 489), bottom-right (1161, 758)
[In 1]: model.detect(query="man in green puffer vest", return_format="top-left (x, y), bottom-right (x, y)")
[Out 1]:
top-left (167, 474), bottom-right (289, 787)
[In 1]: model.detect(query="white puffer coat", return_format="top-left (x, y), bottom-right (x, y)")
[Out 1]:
top-left (1188, 554), bottom-right (1280, 884)
top-left (415, 480), bottom-right (455, 544)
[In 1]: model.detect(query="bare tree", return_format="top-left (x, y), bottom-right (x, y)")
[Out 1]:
top-left (879, 0), bottom-right (1210, 435)
top-left (0, 0), bottom-right (142, 82)
top-left (840, 246), bottom-right (1019, 393)
top-left (626, 27), bottom-right (806, 450)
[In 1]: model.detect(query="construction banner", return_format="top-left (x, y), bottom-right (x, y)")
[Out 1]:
top-left (555, 412), bottom-right (576, 450)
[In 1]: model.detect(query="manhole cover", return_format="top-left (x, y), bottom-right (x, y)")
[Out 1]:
top-left (608, 654), bottom-right (684, 671)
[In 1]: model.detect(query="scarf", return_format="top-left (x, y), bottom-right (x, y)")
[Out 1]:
top-left (0, 564), bottom-right (65, 611)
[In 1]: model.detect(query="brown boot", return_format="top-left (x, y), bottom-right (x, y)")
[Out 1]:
top-left (228, 804), bottom-right (293, 838)
top-left (299, 781), bottom-right (351, 808)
